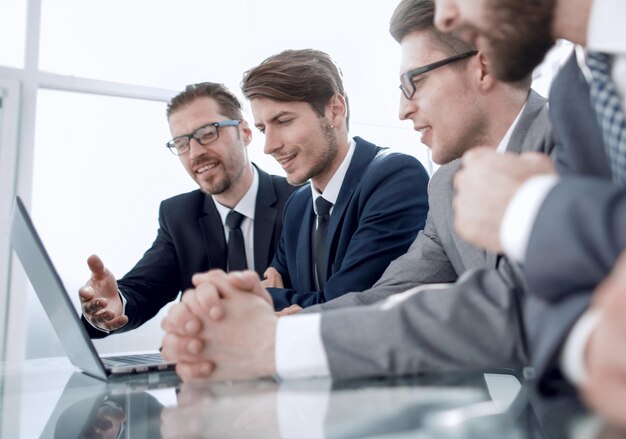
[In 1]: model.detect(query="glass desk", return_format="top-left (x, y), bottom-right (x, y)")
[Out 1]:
top-left (0, 357), bottom-right (608, 438)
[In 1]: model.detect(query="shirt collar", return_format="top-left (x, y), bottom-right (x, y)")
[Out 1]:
top-left (311, 138), bottom-right (356, 213)
top-left (497, 103), bottom-right (526, 153)
top-left (214, 165), bottom-right (259, 223)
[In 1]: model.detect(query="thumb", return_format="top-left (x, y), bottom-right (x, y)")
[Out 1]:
top-left (87, 254), bottom-right (107, 278)
top-left (230, 271), bottom-right (273, 305)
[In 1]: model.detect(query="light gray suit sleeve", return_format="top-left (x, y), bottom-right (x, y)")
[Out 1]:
top-left (320, 258), bottom-right (529, 379)
top-left (308, 209), bottom-right (458, 312)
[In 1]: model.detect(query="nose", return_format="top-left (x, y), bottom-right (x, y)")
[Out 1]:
top-left (399, 92), bottom-right (416, 122)
top-left (262, 128), bottom-right (281, 156)
top-left (187, 137), bottom-right (205, 159)
top-left (433, 0), bottom-right (459, 33)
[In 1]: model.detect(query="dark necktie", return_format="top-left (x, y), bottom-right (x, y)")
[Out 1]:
top-left (313, 197), bottom-right (333, 290)
top-left (587, 51), bottom-right (626, 186)
top-left (226, 210), bottom-right (247, 271)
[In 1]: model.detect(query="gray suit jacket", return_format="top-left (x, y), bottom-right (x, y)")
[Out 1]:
top-left (315, 90), bottom-right (554, 379)
top-left (523, 54), bottom-right (626, 393)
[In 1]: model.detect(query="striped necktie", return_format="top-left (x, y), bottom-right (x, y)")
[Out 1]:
top-left (587, 51), bottom-right (626, 186)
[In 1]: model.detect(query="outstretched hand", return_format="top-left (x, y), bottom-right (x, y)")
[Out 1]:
top-left (78, 254), bottom-right (128, 331)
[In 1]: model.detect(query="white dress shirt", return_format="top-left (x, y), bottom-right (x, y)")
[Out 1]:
top-left (275, 107), bottom-right (525, 379)
top-left (275, 139), bottom-right (356, 379)
top-left (499, 0), bottom-right (626, 386)
top-left (213, 165), bottom-right (259, 271)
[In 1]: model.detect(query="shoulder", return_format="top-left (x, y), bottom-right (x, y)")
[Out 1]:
top-left (429, 160), bottom-right (460, 192)
top-left (160, 189), bottom-right (204, 211)
top-left (353, 141), bottom-right (429, 189)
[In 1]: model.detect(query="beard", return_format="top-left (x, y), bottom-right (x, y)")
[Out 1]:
top-left (485, 0), bottom-right (556, 82)
top-left (287, 121), bottom-right (339, 186)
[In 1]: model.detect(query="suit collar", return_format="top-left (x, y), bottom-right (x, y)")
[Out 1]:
top-left (506, 90), bottom-right (548, 155)
top-left (199, 195), bottom-right (227, 272)
top-left (197, 164), bottom-right (280, 277)
top-left (252, 164), bottom-right (280, 276)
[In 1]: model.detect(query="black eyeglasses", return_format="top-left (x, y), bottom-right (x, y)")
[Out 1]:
top-left (399, 50), bottom-right (478, 99)
top-left (166, 120), bottom-right (241, 156)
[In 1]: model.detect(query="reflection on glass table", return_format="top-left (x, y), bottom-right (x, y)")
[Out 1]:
top-left (1, 358), bottom-right (608, 438)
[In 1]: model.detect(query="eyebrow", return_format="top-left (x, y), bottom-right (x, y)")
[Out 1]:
top-left (255, 111), bottom-right (295, 130)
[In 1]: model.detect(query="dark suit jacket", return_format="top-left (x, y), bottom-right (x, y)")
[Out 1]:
top-left (523, 53), bottom-right (626, 393)
top-left (85, 165), bottom-right (296, 338)
top-left (268, 136), bottom-right (430, 310)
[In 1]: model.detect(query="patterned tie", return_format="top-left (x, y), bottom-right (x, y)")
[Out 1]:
top-left (587, 51), bottom-right (626, 186)
top-left (312, 197), bottom-right (333, 290)
top-left (226, 210), bottom-right (247, 271)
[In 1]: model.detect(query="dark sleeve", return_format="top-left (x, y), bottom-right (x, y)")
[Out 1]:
top-left (83, 201), bottom-right (183, 338)
top-left (269, 154), bottom-right (430, 309)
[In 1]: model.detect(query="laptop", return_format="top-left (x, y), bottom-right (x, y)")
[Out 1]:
top-left (10, 196), bottom-right (176, 380)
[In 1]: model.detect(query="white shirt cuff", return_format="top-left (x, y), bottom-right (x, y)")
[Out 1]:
top-left (500, 175), bottom-right (559, 263)
top-left (560, 309), bottom-right (602, 386)
top-left (84, 289), bottom-right (127, 333)
top-left (275, 313), bottom-right (330, 379)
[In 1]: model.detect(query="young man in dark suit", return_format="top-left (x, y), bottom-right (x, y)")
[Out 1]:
top-left (79, 82), bottom-right (296, 337)
top-left (243, 49), bottom-right (430, 310)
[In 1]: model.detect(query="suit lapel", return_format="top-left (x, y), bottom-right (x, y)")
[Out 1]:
top-left (296, 196), bottom-right (316, 288)
top-left (253, 166), bottom-right (279, 277)
top-left (325, 138), bottom-right (378, 274)
top-left (198, 195), bottom-right (227, 272)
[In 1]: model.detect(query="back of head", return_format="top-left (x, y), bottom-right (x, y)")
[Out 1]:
top-left (241, 49), bottom-right (350, 129)
top-left (166, 82), bottom-right (244, 120)
top-left (390, 0), bottom-right (531, 90)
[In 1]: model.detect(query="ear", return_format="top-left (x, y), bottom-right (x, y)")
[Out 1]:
top-left (239, 119), bottom-right (253, 146)
top-left (476, 51), bottom-right (496, 91)
top-left (325, 94), bottom-right (347, 127)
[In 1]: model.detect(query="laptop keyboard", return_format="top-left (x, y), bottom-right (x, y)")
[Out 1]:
top-left (103, 353), bottom-right (165, 366)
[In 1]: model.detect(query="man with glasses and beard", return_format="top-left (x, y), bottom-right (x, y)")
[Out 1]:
top-left (79, 82), bottom-right (297, 337)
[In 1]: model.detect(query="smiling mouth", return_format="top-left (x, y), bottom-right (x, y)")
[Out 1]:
top-left (416, 126), bottom-right (431, 135)
top-left (275, 153), bottom-right (297, 168)
top-left (195, 162), bottom-right (219, 174)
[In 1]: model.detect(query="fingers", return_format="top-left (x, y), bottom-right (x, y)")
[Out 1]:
top-left (262, 267), bottom-right (284, 288)
top-left (229, 271), bottom-right (274, 305)
top-left (191, 269), bottom-right (227, 287)
top-left (90, 313), bottom-right (128, 331)
top-left (162, 301), bottom-right (202, 335)
top-left (81, 290), bottom-right (107, 314)
top-left (78, 286), bottom-right (95, 302)
top-left (191, 269), bottom-right (273, 306)
top-left (87, 254), bottom-right (107, 278)
top-left (175, 361), bottom-right (215, 381)
top-left (162, 332), bottom-right (207, 363)
top-left (276, 304), bottom-right (302, 317)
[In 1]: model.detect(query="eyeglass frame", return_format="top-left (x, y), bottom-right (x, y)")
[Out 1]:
top-left (165, 119), bottom-right (242, 156)
top-left (399, 50), bottom-right (478, 100)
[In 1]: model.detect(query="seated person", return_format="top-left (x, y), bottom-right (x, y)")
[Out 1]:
top-left (79, 82), bottom-right (297, 336)
top-left (242, 49), bottom-right (430, 309)
top-left (159, 0), bottom-right (553, 382)
top-left (433, 0), bottom-right (626, 429)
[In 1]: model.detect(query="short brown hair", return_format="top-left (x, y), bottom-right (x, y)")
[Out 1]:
top-left (390, 0), bottom-right (475, 55)
top-left (390, 0), bottom-right (532, 89)
top-left (241, 49), bottom-right (350, 129)
top-left (166, 82), bottom-right (244, 120)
